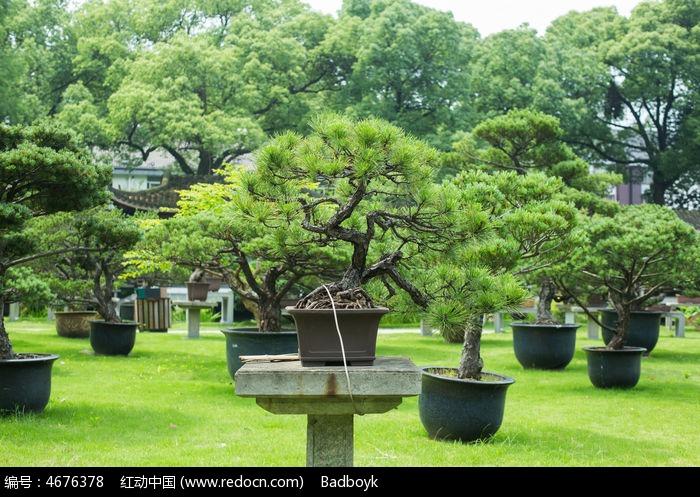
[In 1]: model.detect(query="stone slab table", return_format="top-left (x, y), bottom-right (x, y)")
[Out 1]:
top-left (235, 356), bottom-right (421, 467)
top-left (173, 301), bottom-right (216, 339)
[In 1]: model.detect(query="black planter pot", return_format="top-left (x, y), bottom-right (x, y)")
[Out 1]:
top-left (600, 310), bottom-right (661, 355)
top-left (187, 282), bottom-right (210, 301)
top-left (584, 346), bottom-right (646, 389)
top-left (419, 367), bottom-right (515, 442)
top-left (89, 320), bottom-right (137, 356)
top-left (0, 354), bottom-right (59, 414)
top-left (511, 323), bottom-right (579, 370)
top-left (286, 307), bottom-right (388, 367)
top-left (221, 328), bottom-right (298, 379)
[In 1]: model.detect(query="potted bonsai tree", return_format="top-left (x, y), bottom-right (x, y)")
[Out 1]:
top-left (414, 169), bottom-right (578, 442)
top-left (125, 168), bottom-right (346, 377)
top-left (249, 114), bottom-right (466, 366)
top-left (34, 208), bottom-right (142, 356)
top-left (555, 204), bottom-right (700, 388)
top-left (0, 122), bottom-right (110, 413)
top-left (452, 109), bottom-right (621, 370)
top-left (187, 268), bottom-right (210, 302)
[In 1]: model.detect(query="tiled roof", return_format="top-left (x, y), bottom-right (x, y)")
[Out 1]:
top-left (111, 175), bottom-right (221, 217)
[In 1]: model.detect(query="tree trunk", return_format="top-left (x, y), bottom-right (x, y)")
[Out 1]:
top-left (0, 295), bottom-right (14, 360)
top-left (536, 278), bottom-right (557, 324)
top-left (649, 171), bottom-right (670, 205)
top-left (607, 296), bottom-right (629, 350)
top-left (457, 315), bottom-right (484, 380)
top-left (197, 149), bottom-right (213, 176)
top-left (258, 298), bottom-right (282, 332)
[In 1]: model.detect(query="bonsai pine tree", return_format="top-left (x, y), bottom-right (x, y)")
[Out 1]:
top-left (29, 208), bottom-right (142, 324)
top-left (248, 114), bottom-right (470, 309)
top-left (554, 204), bottom-right (700, 349)
top-left (448, 109), bottom-right (620, 324)
top-left (419, 170), bottom-right (578, 376)
top-left (0, 123), bottom-right (110, 359)
top-left (125, 165), bottom-right (347, 332)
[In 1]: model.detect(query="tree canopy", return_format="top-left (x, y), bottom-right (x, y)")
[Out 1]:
top-left (0, 122), bottom-right (110, 358)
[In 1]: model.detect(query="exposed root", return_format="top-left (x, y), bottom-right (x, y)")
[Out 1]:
top-left (295, 286), bottom-right (375, 309)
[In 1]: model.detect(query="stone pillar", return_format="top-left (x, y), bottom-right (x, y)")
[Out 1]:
top-left (9, 303), bottom-right (19, 321)
top-left (494, 313), bottom-right (503, 333)
top-left (306, 414), bottom-right (353, 467)
top-left (587, 316), bottom-right (599, 340)
top-left (419, 319), bottom-right (432, 336)
top-left (187, 308), bottom-right (201, 339)
top-left (565, 311), bottom-right (575, 324)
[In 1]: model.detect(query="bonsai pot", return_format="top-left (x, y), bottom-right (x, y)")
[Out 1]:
top-left (584, 346), bottom-right (646, 389)
top-left (600, 310), bottom-right (661, 355)
top-left (511, 323), bottom-right (579, 370)
top-left (89, 320), bottom-right (137, 356)
top-left (54, 311), bottom-right (98, 338)
top-left (221, 328), bottom-right (298, 379)
top-left (187, 282), bottom-right (210, 301)
top-left (419, 367), bottom-right (515, 442)
top-left (0, 354), bottom-right (59, 414)
top-left (286, 306), bottom-right (389, 366)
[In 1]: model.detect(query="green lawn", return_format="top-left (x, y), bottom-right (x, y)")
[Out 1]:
top-left (1, 321), bottom-right (699, 466)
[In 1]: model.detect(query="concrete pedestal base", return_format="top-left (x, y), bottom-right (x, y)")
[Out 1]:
top-left (307, 414), bottom-right (353, 467)
top-left (235, 357), bottom-right (420, 467)
top-left (174, 301), bottom-right (216, 339)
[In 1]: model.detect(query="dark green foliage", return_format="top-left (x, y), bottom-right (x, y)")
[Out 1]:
top-left (0, 122), bottom-right (109, 358)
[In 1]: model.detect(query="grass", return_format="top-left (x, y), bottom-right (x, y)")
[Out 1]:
top-left (1, 320), bottom-right (699, 466)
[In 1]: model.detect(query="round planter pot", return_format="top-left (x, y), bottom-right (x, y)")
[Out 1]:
top-left (511, 323), bottom-right (579, 370)
top-left (89, 320), bottom-right (137, 356)
top-left (286, 306), bottom-right (388, 367)
top-left (600, 310), bottom-right (661, 355)
top-left (419, 367), bottom-right (515, 442)
top-left (0, 354), bottom-right (59, 414)
top-left (221, 328), bottom-right (298, 379)
top-left (55, 311), bottom-right (98, 338)
top-left (584, 346), bottom-right (646, 389)
top-left (187, 282), bottom-right (210, 301)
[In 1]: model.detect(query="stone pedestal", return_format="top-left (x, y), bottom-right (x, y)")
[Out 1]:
top-left (174, 301), bottom-right (216, 339)
top-left (235, 356), bottom-right (420, 467)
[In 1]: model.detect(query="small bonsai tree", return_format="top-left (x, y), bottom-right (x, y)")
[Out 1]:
top-left (415, 170), bottom-right (579, 376)
top-left (554, 204), bottom-right (700, 349)
top-left (248, 114), bottom-right (470, 309)
top-left (125, 165), bottom-right (347, 332)
top-left (447, 109), bottom-right (621, 324)
top-left (0, 123), bottom-right (110, 359)
top-left (29, 208), bottom-right (142, 324)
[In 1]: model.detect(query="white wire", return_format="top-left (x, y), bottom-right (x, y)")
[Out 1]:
top-left (322, 285), bottom-right (356, 412)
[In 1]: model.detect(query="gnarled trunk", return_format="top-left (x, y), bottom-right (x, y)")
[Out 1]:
top-left (536, 277), bottom-right (558, 324)
top-left (457, 315), bottom-right (484, 380)
top-left (258, 298), bottom-right (282, 332)
top-left (0, 295), bottom-right (13, 360)
top-left (607, 295), bottom-right (630, 350)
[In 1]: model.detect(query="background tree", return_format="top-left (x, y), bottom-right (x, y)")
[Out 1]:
top-left (554, 204), bottom-right (700, 349)
top-left (59, 0), bottom-right (348, 175)
top-left (334, 0), bottom-right (479, 147)
top-left (125, 164), bottom-right (347, 331)
top-left (29, 208), bottom-right (142, 323)
top-left (539, 0), bottom-right (700, 204)
top-left (0, 122), bottom-right (110, 358)
top-left (470, 25), bottom-right (545, 119)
